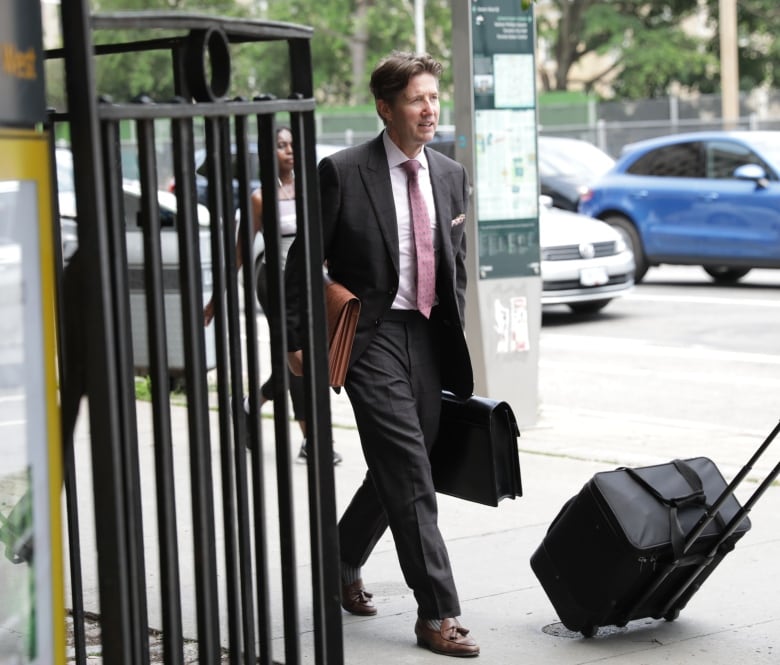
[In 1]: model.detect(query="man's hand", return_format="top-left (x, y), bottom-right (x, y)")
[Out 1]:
top-left (287, 350), bottom-right (304, 376)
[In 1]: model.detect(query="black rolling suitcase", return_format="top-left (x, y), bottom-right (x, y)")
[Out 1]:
top-left (530, 421), bottom-right (780, 637)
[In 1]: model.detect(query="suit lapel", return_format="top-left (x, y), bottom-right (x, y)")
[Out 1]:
top-left (360, 136), bottom-right (400, 274)
top-left (427, 150), bottom-right (455, 269)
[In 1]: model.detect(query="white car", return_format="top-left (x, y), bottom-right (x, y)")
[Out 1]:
top-left (540, 197), bottom-right (635, 313)
top-left (55, 148), bottom-right (79, 264)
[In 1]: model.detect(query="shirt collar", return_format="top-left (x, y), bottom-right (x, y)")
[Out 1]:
top-left (382, 130), bottom-right (429, 172)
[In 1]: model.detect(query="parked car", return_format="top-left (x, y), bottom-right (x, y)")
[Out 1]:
top-left (55, 148), bottom-right (216, 377)
top-left (55, 148), bottom-right (79, 264)
top-left (56, 148), bottom-right (211, 262)
top-left (429, 128), bottom-right (614, 212)
top-left (427, 124), bottom-right (458, 158)
top-left (578, 131), bottom-right (780, 283)
top-left (538, 136), bottom-right (615, 211)
top-left (540, 196), bottom-right (635, 313)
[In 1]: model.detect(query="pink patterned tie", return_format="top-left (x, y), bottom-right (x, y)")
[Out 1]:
top-left (402, 159), bottom-right (435, 318)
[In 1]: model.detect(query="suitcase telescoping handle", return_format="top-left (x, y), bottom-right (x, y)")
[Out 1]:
top-left (627, 419), bottom-right (780, 624)
top-left (683, 418), bottom-right (780, 554)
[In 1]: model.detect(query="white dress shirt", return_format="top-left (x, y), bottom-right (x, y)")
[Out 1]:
top-left (382, 131), bottom-right (440, 311)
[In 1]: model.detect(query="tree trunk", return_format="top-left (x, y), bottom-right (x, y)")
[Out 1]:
top-left (553, 0), bottom-right (593, 90)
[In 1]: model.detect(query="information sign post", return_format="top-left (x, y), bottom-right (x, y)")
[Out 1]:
top-left (452, 1), bottom-right (541, 425)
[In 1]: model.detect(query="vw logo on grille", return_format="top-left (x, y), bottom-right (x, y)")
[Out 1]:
top-left (579, 242), bottom-right (596, 259)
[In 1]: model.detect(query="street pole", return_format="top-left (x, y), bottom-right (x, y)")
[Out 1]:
top-left (719, 0), bottom-right (739, 129)
top-left (414, 0), bottom-right (425, 53)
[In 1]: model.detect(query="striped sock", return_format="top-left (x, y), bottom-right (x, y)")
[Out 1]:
top-left (340, 563), bottom-right (361, 585)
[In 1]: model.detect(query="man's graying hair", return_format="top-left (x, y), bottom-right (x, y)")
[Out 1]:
top-left (369, 51), bottom-right (443, 123)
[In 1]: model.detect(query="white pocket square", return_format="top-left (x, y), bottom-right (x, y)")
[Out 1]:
top-left (451, 214), bottom-right (466, 226)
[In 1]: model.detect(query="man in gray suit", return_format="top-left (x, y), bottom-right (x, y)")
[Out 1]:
top-left (286, 51), bottom-right (478, 657)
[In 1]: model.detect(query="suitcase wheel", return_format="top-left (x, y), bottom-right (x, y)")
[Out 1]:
top-left (664, 608), bottom-right (680, 622)
top-left (580, 625), bottom-right (597, 638)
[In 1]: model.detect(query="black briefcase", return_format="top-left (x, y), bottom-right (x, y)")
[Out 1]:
top-left (430, 392), bottom-right (523, 507)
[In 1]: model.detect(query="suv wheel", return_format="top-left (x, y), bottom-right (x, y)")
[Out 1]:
top-left (606, 215), bottom-right (647, 283)
top-left (703, 266), bottom-right (751, 283)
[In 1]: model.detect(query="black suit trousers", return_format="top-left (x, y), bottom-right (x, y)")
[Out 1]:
top-left (340, 308), bottom-right (461, 620)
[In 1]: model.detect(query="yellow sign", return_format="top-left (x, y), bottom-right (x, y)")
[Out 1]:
top-left (2, 42), bottom-right (39, 81)
top-left (0, 128), bottom-right (64, 665)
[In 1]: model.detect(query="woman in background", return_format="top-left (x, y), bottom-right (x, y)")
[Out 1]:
top-left (205, 126), bottom-right (342, 464)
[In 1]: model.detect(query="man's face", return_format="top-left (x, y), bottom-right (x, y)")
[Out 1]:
top-left (380, 72), bottom-right (440, 157)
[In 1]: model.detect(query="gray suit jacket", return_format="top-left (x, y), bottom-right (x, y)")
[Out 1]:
top-left (287, 133), bottom-right (473, 397)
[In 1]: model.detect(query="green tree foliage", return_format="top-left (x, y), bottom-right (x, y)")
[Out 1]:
top-left (44, 0), bottom-right (777, 108)
top-left (55, 1), bottom-right (454, 107)
top-left (702, 0), bottom-right (780, 91)
top-left (264, 0), bottom-right (453, 106)
top-left (537, 0), bottom-right (717, 99)
top-left (610, 20), bottom-right (716, 98)
top-left (86, 0), bottom-right (252, 103)
top-left (263, 0), bottom-right (365, 105)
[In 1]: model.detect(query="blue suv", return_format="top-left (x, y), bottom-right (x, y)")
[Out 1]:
top-left (578, 131), bottom-right (780, 282)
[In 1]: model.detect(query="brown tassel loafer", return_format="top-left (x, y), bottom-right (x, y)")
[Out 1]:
top-left (341, 579), bottom-right (377, 616)
top-left (414, 617), bottom-right (480, 658)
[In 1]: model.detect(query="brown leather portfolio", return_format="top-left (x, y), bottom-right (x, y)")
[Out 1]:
top-left (325, 280), bottom-right (360, 388)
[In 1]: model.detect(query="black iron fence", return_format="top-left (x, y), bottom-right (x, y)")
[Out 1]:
top-left (50, 8), bottom-right (341, 664)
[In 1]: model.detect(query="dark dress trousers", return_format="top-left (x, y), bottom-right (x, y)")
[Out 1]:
top-left (286, 133), bottom-right (473, 619)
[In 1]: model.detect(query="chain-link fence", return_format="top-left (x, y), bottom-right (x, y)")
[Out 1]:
top-left (540, 90), bottom-right (780, 156)
top-left (111, 90), bottom-right (780, 191)
top-left (313, 91), bottom-right (780, 157)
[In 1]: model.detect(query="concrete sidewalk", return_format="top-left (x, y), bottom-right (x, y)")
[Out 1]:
top-left (68, 388), bottom-right (780, 664)
top-left (323, 392), bottom-right (780, 665)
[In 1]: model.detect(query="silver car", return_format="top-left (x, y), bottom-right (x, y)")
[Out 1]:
top-left (55, 148), bottom-right (216, 376)
top-left (540, 197), bottom-right (635, 313)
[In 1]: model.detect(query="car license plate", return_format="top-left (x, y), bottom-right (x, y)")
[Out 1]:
top-left (580, 266), bottom-right (609, 286)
